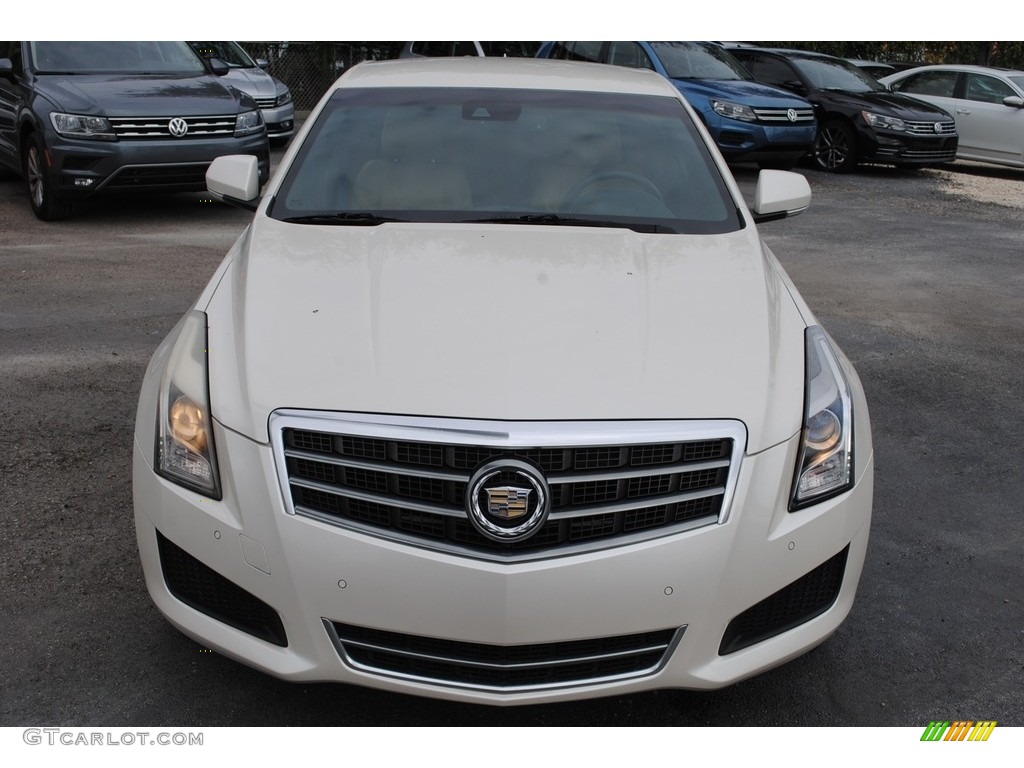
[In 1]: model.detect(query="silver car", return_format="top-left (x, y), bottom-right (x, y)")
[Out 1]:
top-left (190, 42), bottom-right (295, 145)
top-left (881, 64), bottom-right (1024, 169)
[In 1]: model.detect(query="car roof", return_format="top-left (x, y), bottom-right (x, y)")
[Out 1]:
top-left (730, 47), bottom-right (845, 63)
top-left (884, 63), bottom-right (1024, 78)
top-left (335, 57), bottom-right (682, 98)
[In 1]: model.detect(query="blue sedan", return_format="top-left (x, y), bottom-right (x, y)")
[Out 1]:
top-left (537, 41), bottom-right (817, 168)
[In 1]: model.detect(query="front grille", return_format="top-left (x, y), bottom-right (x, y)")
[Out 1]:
top-left (109, 115), bottom-right (236, 139)
top-left (254, 97), bottom-right (277, 109)
top-left (102, 163), bottom-right (210, 190)
top-left (899, 148), bottom-right (958, 162)
top-left (719, 545), bottom-right (849, 655)
top-left (273, 413), bottom-right (743, 561)
top-left (752, 107), bottom-right (816, 123)
top-left (905, 120), bottom-right (957, 136)
top-left (157, 531), bottom-right (287, 647)
top-left (327, 620), bottom-right (682, 691)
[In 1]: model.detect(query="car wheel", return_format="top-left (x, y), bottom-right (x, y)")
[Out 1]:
top-left (23, 133), bottom-right (73, 221)
top-left (814, 120), bottom-right (858, 173)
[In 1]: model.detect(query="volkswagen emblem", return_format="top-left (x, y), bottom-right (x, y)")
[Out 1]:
top-left (168, 117), bottom-right (189, 138)
top-left (787, 108), bottom-right (798, 123)
top-left (466, 459), bottom-right (550, 543)
top-left (934, 122), bottom-right (943, 134)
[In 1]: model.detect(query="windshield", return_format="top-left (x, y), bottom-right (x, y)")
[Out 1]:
top-left (189, 41), bottom-right (257, 69)
top-left (30, 41), bottom-right (206, 75)
top-left (649, 42), bottom-right (750, 81)
top-left (794, 57), bottom-right (882, 92)
top-left (270, 87), bottom-right (741, 235)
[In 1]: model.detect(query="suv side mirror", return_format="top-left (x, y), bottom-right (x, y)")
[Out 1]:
top-left (256, 58), bottom-right (270, 71)
top-left (752, 170), bottom-right (811, 223)
top-left (205, 57), bottom-right (230, 77)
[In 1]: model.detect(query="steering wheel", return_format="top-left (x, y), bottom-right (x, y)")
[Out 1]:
top-left (564, 171), bottom-right (665, 213)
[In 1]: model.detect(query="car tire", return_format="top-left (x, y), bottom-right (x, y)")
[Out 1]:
top-left (814, 120), bottom-right (858, 173)
top-left (23, 132), bottom-right (73, 221)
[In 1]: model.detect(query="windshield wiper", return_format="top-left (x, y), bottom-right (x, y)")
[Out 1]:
top-left (467, 214), bottom-right (677, 234)
top-left (281, 212), bottom-right (406, 226)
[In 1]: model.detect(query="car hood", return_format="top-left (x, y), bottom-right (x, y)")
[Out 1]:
top-left (203, 220), bottom-right (808, 452)
top-left (813, 88), bottom-right (953, 120)
top-left (34, 74), bottom-right (251, 115)
top-left (219, 67), bottom-right (278, 98)
top-left (671, 78), bottom-right (811, 108)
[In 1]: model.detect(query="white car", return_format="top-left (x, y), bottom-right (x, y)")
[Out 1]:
top-left (133, 58), bottom-right (873, 705)
top-left (880, 64), bottom-right (1024, 168)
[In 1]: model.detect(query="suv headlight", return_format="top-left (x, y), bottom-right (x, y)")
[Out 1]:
top-left (712, 100), bottom-right (758, 122)
top-left (275, 89), bottom-right (293, 108)
top-left (49, 112), bottom-right (115, 141)
top-left (234, 109), bottom-right (264, 137)
top-left (861, 111), bottom-right (906, 131)
top-left (791, 326), bottom-right (853, 509)
top-left (156, 311), bottom-right (221, 498)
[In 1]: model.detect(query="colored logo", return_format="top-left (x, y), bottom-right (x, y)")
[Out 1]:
top-left (921, 721), bottom-right (997, 741)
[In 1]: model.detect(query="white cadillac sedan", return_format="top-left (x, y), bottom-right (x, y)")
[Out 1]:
top-left (133, 58), bottom-right (873, 704)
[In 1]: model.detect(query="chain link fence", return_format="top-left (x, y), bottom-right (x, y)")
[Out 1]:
top-left (239, 42), bottom-right (403, 110)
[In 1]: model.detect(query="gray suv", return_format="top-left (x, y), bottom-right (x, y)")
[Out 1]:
top-left (0, 41), bottom-right (270, 220)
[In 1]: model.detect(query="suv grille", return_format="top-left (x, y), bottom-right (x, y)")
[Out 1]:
top-left (272, 413), bottom-right (744, 561)
top-left (905, 120), bottom-right (957, 136)
top-left (752, 107), bottom-right (816, 123)
top-left (108, 115), bottom-right (237, 139)
top-left (326, 621), bottom-right (683, 691)
top-left (254, 97), bottom-right (277, 109)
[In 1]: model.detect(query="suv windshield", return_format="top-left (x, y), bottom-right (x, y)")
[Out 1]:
top-left (30, 41), bottom-right (205, 75)
top-left (794, 57), bottom-right (882, 92)
top-left (189, 41), bottom-right (257, 69)
top-left (649, 42), bottom-right (750, 81)
top-left (270, 87), bottom-right (741, 235)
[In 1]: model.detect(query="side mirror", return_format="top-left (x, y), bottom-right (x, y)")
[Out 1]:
top-left (207, 155), bottom-right (261, 211)
top-left (256, 58), bottom-right (270, 71)
top-left (1003, 96), bottom-right (1024, 109)
top-left (752, 170), bottom-right (811, 223)
top-left (782, 80), bottom-right (809, 96)
top-left (206, 57), bottom-right (230, 77)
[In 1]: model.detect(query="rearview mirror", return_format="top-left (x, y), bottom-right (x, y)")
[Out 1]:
top-left (752, 170), bottom-right (811, 223)
top-left (207, 155), bottom-right (261, 211)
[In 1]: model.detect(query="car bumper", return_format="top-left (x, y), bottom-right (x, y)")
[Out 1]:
top-left (44, 132), bottom-right (270, 197)
top-left (259, 104), bottom-right (295, 139)
top-left (860, 130), bottom-right (958, 166)
top-left (133, 418), bottom-right (873, 705)
top-left (710, 119), bottom-right (817, 162)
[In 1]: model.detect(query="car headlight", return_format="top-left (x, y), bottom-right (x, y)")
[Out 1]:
top-left (711, 100), bottom-right (758, 122)
top-left (861, 111), bottom-right (906, 131)
top-left (275, 89), bottom-right (293, 108)
top-left (156, 311), bottom-right (221, 499)
top-left (791, 326), bottom-right (853, 509)
top-left (49, 112), bottom-right (115, 141)
top-left (234, 109), bottom-right (264, 137)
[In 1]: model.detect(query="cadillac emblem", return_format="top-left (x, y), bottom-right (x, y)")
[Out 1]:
top-left (168, 117), bottom-right (189, 138)
top-left (466, 459), bottom-right (550, 543)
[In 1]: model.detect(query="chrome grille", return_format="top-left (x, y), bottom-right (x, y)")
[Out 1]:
top-left (108, 115), bottom-right (236, 139)
top-left (325, 620), bottom-right (684, 692)
top-left (752, 107), bottom-right (816, 123)
top-left (905, 120), bottom-right (957, 136)
top-left (271, 412), bottom-right (744, 561)
top-left (254, 97), bottom-right (277, 110)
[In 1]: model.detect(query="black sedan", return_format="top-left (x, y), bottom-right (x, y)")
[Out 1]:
top-left (727, 47), bottom-right (958, 173)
